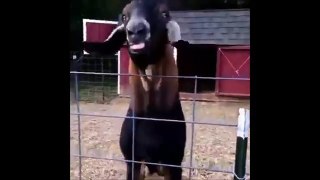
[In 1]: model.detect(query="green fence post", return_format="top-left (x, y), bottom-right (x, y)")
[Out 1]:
top-left (234, 108), bottom-right (250, 180)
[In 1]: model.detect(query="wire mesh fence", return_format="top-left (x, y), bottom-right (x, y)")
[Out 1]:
top-left (70, 52), bottom-right (118, 103)
top-left (70, 53), bottom-right (250, 180)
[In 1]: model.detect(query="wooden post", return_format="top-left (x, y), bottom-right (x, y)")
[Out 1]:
top-left (234, 108), bottom-right (250, 180)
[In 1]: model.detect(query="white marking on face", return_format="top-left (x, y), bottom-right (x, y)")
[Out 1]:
top-left (142, 19), bottom-right (151, 40)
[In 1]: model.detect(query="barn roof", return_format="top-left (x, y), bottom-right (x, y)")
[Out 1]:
top-left (170, 9), bottom-right (250, 45)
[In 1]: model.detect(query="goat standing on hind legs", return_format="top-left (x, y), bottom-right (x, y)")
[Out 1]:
top-left (83, 1), bottom-right (190, 179)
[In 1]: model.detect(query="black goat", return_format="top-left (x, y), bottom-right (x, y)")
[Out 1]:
top-left (83, 1), bottom-right (189, 179)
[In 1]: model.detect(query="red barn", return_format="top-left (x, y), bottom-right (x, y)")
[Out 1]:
top-left (171, 9), bottom-right (250, 100)
top-left (82, 9), bottom-right (250, 101)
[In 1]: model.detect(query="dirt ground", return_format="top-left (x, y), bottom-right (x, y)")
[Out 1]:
top-left (70, 97), bottom-right (250, 180)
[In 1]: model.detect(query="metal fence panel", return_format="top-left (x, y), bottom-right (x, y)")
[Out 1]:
top-left (70, 53), bottom-right (250, 180)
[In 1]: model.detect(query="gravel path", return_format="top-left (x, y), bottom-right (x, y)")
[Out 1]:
top-left (70, 98), bottom-right (250, 180)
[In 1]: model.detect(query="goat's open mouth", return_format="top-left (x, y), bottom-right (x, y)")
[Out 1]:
top-left (129, 42), bottom-right (146, 53)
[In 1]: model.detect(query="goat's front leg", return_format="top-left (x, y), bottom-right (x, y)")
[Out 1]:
top-left (126, 161), bottom-right (144, 180)
top-left (163, 165), bottom-right (183, 180)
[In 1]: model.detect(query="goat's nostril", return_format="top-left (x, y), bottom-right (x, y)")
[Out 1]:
top-left (127, 21), bottom-right (147, 36)
top-left (128, 30), bottom-right (134, 36)
top-left (136, 23), bottom-right (147, 34)
top-left (137, 28), bottom-right (146, 35)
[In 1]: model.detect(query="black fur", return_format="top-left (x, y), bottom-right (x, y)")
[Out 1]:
top-left (82, 1), bottom-right (187, 179)
top-left (120, 93), bottom-right (186, 179)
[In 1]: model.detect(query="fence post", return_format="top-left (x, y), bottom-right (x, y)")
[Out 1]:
top-left (75, 72), bottom-right (82, 180)
top-left (101, 58), bottom-right (105, 102)
top-left (234, 108), bottom-right (250, 180)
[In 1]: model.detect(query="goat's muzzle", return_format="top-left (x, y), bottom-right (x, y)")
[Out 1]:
top-left (126, 18), bottom-right (150, 54)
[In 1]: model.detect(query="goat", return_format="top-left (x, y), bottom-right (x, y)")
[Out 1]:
top-left (83, 0), bottom-right (189, 179)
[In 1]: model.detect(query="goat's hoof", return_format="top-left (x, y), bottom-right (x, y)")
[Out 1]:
top-left (156, 166), bottom-right (164, 176)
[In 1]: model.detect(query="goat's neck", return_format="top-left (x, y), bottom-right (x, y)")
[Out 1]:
top-left (129, 45), bottom-right (179, 114)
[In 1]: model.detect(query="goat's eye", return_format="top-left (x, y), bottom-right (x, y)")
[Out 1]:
top-left (122, 15), bottom-right (126, 22)
top-left (162, 12), bottom-right (168, 18)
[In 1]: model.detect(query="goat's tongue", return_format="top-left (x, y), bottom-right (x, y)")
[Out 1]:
top-left (130, 43), bottom-right (145, 50)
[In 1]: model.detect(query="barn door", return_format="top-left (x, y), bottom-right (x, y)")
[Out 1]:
top-left (215, 46), bottom-right (250, 97)
top-left (82, 19), bottom-right (118, 52)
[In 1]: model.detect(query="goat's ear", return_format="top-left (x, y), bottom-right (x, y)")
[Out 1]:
top-left (166, 20), bottom-right (181, 43)
top-left (166, 20), bottom-right (190, 49)
top-left (83, 24), bottom-right (126, 56)
top-left (171, 40), bottom-right (190, 49)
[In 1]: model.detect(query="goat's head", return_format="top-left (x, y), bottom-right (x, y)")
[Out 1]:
top-left (121, 0), bottom-right (175, 70)
top-left (83, 0), bottom-right (182, 71)
top-left (125, 0), bottom-right (168, 46)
